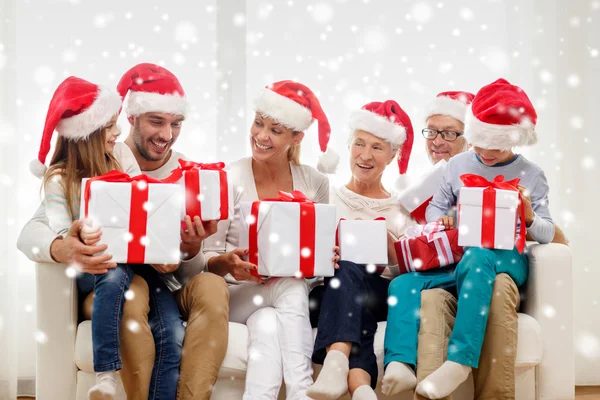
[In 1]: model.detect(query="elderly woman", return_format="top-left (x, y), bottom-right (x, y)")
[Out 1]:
top-left (307, 101), bottom-right (416, 400)
top-left (203, 80), bottom-right (340, 400)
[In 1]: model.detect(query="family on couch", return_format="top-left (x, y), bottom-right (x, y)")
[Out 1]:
top-left (17, 62), bottom-right (567, 400)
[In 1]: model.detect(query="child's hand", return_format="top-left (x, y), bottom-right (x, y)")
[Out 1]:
top-left (80, 221), bottom-right (102, 246)
top-left (517, 184), bottom-right (535, 226)
top-left (438, 216), bottom-right (454, 229)
top-left (332, 246), bottom-right (340, 269)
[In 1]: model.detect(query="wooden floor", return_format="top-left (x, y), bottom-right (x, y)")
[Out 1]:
top-left (16, 387), bottom-right (600, 399)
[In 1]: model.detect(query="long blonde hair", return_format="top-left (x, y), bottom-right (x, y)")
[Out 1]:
top-left (287, 138), bottom-right (301, 165)
top-left (42, 127), bottom-right (121, 218)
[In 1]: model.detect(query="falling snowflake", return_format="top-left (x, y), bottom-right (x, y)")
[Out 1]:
top-left (570, 115), bottom-right (584, 129)
top-left (127, 320), bottom-right (140, 333)
top-left (173, 52), bottom-right (185, 65)
top-left (581, 156), bottom-right (595, 170)
top-left (480, 47), bottom-right (509, 74)
top-left (65, 266), bottom-right (77, 279)
top-left (258, 2), bottom-right (274, 19)
top-left (329, 277), bottom-right (341, 289)
top-left (566, 73), bottom-right (581, 87)
top-left (539, 69), bottom-right (553, 83)
top-left (411, 2), bottom-right (433, 23)
top-left (361, 29), bottom-right (388, 53)
top-left (35, 330), bottom-right (48, 344)
top-left (576, 332), bottom-right (600, 359)
top-left (252, 295), bottom-right (264, 306)
top-left (124, 290), bottom-right (135, 301)
top-left (175, 21), bottom-right (198, 43)
top-left (34, 66), bottom-right (56, 86)
top-left (388, 295), bottom-right (398, 307)
top-left (312, 2), bottom-right (334, 23)
top-left (460, 8), bottom-right (474, 21)
top-left (233, 13), bottom-right (246, 27)
top-left (542, 304), bottom-right (557, 319)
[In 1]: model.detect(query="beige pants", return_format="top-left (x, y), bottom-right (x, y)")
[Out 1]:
top-left (415, 273), bottom-right (520, 400)
top-left (84, 272), bottom-right (230, 400)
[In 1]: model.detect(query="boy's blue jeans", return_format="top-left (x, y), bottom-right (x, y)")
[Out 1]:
top-left (77, 264), bottom-right (184, 399)
top-left (384, 246), bottom-right (528, 369)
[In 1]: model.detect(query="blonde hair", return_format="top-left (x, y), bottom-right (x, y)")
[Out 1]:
top-left (287, 141), bottom-right (301, 165)
top-left (42, 127), bottom-right (121, 218)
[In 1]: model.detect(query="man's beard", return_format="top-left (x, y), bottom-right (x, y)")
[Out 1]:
top-left (132, 123), bottom-right (171, 162)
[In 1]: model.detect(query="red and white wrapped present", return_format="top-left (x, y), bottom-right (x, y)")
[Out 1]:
top-left (457, 174), bottom-right (526, 253)
top-left (398, 159), bottom-right (447, 224)
top-left (239, 190), bottom-right (337, 278)
top-left (81, 170), bottom-right (183, 264)
top-left (162, 159), bottom-right (232, 222)
top-left (337, 218), bottom-right (388, 271)
top-left (394, 222), bottom-right (463, 274)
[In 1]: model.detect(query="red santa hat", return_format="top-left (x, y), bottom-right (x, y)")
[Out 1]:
top-left (253, 80), bottom-right (338, 173)
top-left (424, 91), bottom-right (475, 123)
top-left (30, 76), bottom-right (122, 178)
top-left (465, 78), bottom-right (537, 150)
top-left (117, 63), bottom-right (188, 118)
top-left (348, 100), bottom-right (414, 174)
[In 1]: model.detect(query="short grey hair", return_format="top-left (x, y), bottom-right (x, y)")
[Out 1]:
top-left (348, 129), bottom-right (400, 154)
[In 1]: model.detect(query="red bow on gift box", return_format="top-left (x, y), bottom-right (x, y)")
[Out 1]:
top-left (459, 174), bottom-right (526, 254)
top-left (83, 170), bottom-right (166, 264)
top-left (248, 190), bottom-right (317, 277)
top-left (163, 159), bottom-right (229, 221)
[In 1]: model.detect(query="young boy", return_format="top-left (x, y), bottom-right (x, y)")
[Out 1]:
top-left (382, 78), bottom-right (554, 399)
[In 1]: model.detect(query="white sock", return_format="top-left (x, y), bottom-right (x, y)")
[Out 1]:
top-left (307, 350), bottom-right (349, 400)
top-left (381, 361), bottom-right (417, 396)
top-left (88, 371), bottom-right (117, 400)
top-left (416, 361), bottom-right (471, 399)
top-left (352, 385), bottom-right (377, 400)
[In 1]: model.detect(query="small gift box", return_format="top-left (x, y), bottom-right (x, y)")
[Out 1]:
top-left (394, 222), bottom-right (463, 274)
top-left (457, 174), bottom-right (526, 253)
top-left (238, 190), bottom-right (337, 278)
top-left (162, 159), bottom-right (232, 222)
top-left (398, 159), bottom-right (447, 224)
top-left (81, 171), bottom-right (183, 264)
top-left (337, 218), bottom-right (388, 270)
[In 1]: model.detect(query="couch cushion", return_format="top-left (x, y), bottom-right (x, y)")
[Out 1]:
top-left (74, 313), bottom-right (542, 375)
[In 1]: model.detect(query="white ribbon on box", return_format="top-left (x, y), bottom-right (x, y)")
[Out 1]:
top-left (238, 201), bottom-right (337, 277)
top-left (81, 178), bottom-right (183, 264)
top-left (400, 222), bottom-right (457, 271)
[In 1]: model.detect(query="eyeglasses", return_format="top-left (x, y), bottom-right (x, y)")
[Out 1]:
top-left (421, 128), bottom-right (464, 142)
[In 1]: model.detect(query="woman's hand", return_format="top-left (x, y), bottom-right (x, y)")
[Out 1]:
top-left (437, 216), bottom-right (454, 229)
top-left (332, 246), bottom-right (340, 269)
top-left (207, 248), bottom-right (265, 283)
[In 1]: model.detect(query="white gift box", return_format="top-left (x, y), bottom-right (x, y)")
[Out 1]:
top-left (81, 178), bottom-right (183, 264)
top-left (337, 219), bottom-right (388, 266)
top-left (238, 200), bottom-right (337, 277)
top-left (175, 169), bottom-right (233, 221)
top-left (457, 186), bottom-right (520, 250)
top-left (398, 159), bottom-right (447, 223)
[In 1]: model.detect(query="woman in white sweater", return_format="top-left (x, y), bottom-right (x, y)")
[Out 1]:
top-left (202, 80), bottom-right (338, 400)
top-left (307, 101), bottom-right (416, 400)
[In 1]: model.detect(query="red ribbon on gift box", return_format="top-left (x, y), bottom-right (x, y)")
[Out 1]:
top-left (83, 170), bottom-right (165, 264)
top-left (396, 226), bottom-right (463, 274)
top-left (163, 159), bottom-right (229, 221)
top-left (248, 190), bottom-right (317, 277)
top-left (459, 174), bottom-right (526, 253)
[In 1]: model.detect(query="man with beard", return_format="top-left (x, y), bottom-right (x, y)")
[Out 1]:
top-left (18, 63), bottom-right (229, 400)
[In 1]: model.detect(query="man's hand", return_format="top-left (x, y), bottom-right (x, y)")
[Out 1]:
top-left (150, 264), bottom-right (180, 274)
top-left (207, 248), bottom-right (264, 283)
top-left (50, 220), bottom-right (117, 274)
top-left (437, 216), bottom-right (455, 229)
top-left (180, 216), bottom-right (218, 260)
top-left (517, 184), bottom-right (535, 226)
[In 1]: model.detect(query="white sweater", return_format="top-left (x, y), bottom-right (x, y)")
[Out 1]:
top-left (17, 143), bottom-right (205, 292)
top-left (202, 157), bottom-right (330, 282)
top-left (330, 185), bottom-right (417, 279)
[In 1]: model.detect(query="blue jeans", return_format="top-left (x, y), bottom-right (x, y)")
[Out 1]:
top-left (384, 246), bottom-right (528, 369)
top-left (312, 261), bottom-right (390, 388)
top-left (77, 265), bottom-right (185, 400)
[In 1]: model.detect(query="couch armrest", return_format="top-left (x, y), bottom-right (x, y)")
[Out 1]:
top-left (521, 243), bottom-right (574, 400)
top-left (35, 263), bottom-right (78, 400)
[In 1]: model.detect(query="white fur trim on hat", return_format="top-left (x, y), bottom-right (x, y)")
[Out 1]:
top-left (56, 87), bottom-right (122, 140)
top-left (424, 96), bottom-right (468, 123)
top-left (317, 146), bottom-right (339, 174)
top-left (126, 90), bottom-right (188, 117)
top-left (253, 88), bottom-right (313, 131)
top-left (464, 106), bottom-right (538, 150)
top-left (348, 108), bottom-right (407, 145)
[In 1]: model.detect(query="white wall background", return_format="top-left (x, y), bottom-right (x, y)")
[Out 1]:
top-left (1, 0), bottom-right (599, 395)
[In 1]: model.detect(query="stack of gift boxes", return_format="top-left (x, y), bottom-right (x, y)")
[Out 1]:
top-left (82, 159), bottom-right (525, 277)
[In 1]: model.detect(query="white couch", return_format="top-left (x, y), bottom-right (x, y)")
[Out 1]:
top-left (35, 243), bottom-right (574, 400)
